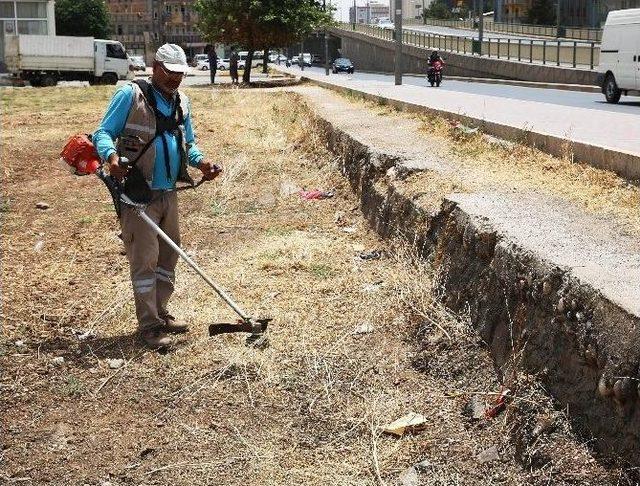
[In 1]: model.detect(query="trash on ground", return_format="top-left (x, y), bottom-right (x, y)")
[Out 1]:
top-left (279, 180), bottom-right (301, 196)
top-left (298, 189), bottom-right (334, 200)
top-left (35, 201), bottom-right (50, 210)
top-left (399, 465), bottom-right (419, 486)
top-left (382, 412), bottom-right (427, 437)
top-left (334, 211), bottom-right (347, 226)
top-left (341, 226), bottom-right (357, 234)
top-left (14, 340), bottom-right (25, 348)
top-left (107, 358), bottom-right (125, 370)
top-left (361, 281), bottom-right (384, 293)
top-left (34, 240), bottom-right (45, 252)
top-left (51, 356), bottom-right (65, 366)
top-left (485, 388), bottom-right (511, 419)
top-left (359, 250), bottom-right (382, 261)
top-left (72, 328), bottom-right (97, 341)
top-left (476, 445), bottom-right (500, 464)
top-left (465, 395), bottom-right (490, 420)
top-left (352, 321), bottom-right (374, 335)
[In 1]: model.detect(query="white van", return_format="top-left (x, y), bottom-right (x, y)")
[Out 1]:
top-left (237, 51), bottom-right (263, 68)
top-left (597, 8), bottom-right (640, 103)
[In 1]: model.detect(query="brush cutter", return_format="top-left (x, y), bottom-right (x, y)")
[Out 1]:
top-left (60, 134), bottom-right (270, 346)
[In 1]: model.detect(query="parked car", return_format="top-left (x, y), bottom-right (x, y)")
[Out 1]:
top-left (196, 59), bottom-right (210, 70)
top-left (378, 20), bottom-right (394, 29)
top-left (269, 53), bottom-right (288, 64)
top-left (597, 8), bottom-right (640, 103)
top-left (238, 51), bottom-right (263, 68)
top-left (332, 57), bottom-right (354, 74)
top-left (129, 55), bottom-right (146, 71)
top-left (292, 53), bottom-right (312, 66)
top-left (191, 53), bottom-right (208, 67)
top-left (217, 58), bottom-right (246, 70)
top-left (312, 54), bottom-right (323, 64)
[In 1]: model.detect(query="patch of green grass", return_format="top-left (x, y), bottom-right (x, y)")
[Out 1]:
top-left (210, 200), bottom-right (226, 216)
top-left (308, 263), bottom-right (333, 279)
top-left (60, 375), bottom-right (84, 397)
top-left (78, 216), bottom-right (95, 225)
top-left (0, 200), bottom-right (10, 213)
top-left (265, 226), bottom-right (293, 237)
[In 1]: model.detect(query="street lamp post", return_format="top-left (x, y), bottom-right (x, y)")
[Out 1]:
top-left (478, 0), bottom-right (484, 54)
top-left (324, 0), bottom-right (330, 75)
top-left (556, 0), bottom-right (562, 38)
top-left (394, 4), bottom-right (402, 85)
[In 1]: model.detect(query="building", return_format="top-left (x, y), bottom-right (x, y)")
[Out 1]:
top-left (390, 0), bottom-right (432, 20)
top-left (105, 0), bottom-right (206, 62)
top-left (0, 0), bottom-right (56, 69)
top-left (349, 2), bottom-right (391, 23)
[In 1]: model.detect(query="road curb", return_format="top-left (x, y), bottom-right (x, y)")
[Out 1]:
top-left (298, 75), bottom-right (640, 181)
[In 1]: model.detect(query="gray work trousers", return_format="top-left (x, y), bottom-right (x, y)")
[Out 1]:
top-left (120, 191), bottom-right (179, 331)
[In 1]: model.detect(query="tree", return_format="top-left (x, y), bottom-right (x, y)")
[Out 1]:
top-left (527, 0), bottom-right (556, 25)
top-left (195, 0), bottom-right (333, 83)
top-left (422, 1), bottom-right (453, 21)
top-left (55, 0), bottom-right (111, 38)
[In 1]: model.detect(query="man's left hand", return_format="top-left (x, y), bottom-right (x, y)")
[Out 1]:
top-left (198, 161), bottom-right (222, 181)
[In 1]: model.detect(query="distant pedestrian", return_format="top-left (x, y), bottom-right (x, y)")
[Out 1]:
top-left (207, 44), bottom-right (217, 84)
top-left (229, 50), bottom-right (239, 84)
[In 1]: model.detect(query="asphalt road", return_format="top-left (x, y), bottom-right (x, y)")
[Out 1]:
top-left (298, 66), bottom-right (640, 116)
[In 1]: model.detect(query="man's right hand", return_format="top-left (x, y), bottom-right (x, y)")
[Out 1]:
top-left (108, 153), bottom-right (129, 181)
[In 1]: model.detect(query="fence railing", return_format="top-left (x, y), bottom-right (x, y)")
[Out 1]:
top-left (402, 18), bottom-right (603, 42)
top-left (337, 22), bottom-right (600, 70)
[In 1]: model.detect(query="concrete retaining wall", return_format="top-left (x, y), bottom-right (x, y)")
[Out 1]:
top-left (331, 28), bottom-right (599, 86)
top-left (308, 106), bottom-right (640, 465)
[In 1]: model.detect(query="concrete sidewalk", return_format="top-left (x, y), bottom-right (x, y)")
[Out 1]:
top-left (278, 66), bottom-right (640, 180)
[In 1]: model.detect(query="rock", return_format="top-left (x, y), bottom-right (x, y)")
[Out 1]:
top-left (598, 375), bottom-right (614, 397)
top-left (413, 459), bottom-right (432, 472)
top-left (107, 358), bottom-right (125, 370)
top-left (465, 395), bottom-right (489, 420)
top-left (477, 445), bottom-right (500, 464)
top-left (33, 240), bottom-right (45, 252)
top-left (72, 328), bottom-right (97, 341)
top-left (52, 356), bottom-right (65, 366)
top-left (14, 340), bottom-right (25, 348)
top-left (382, 412), bottom-right (427, 437)
top-left (352, 322), bottom-right (374, 335)
top-left (279, 180), bottom-right (301, 196)
top-left (542, 281), bottom-right (552, 295)
top-left (35, 201), bottom-right (50, 210)
top-left (399, 465), bottom-right (419, 486)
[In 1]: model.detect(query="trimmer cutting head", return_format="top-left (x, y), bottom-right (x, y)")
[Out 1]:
top-left (209, 317), bottom-right (271, 348)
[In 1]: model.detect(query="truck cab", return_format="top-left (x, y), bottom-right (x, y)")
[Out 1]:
top-left (94, 40), bottom-right (134, 84)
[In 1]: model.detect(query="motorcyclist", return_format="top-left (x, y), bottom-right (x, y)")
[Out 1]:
top-left (428, 50), bottom-right (444, 67)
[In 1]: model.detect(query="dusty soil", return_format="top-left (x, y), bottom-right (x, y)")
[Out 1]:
top-left (0, 85), bottom-right (628, 484)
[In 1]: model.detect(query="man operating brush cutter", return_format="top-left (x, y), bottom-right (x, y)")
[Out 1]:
top-left (92, 44), bottom-right (222, 348)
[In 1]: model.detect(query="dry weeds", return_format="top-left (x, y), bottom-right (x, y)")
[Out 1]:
top-left (0, 85), bottom-right (626, 485)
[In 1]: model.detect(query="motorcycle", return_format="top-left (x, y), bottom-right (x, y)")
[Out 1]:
top-left (427, 59), bottom-right (443, 87)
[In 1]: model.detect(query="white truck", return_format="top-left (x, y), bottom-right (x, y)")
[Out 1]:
top-left (597, 8), bottom-right (640, 103)
top-left (4, 34), bottom-right (134, 87)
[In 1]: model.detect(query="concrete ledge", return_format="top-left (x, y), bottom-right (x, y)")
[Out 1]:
top-left (302, 76), bottom-right (640, 181)
top-left (308, 106), bottom-right (640, 464)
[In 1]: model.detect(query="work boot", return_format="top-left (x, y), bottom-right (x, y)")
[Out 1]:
top-left (141, 328), bottom-right (173, 348)
top-left (162, 314), bottom-right (189, 334)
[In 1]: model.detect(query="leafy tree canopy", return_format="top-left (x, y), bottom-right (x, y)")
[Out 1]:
top-left (55, 0), bottom-right (111, 38)
top-left (527, 0), bottom-right (556, 25)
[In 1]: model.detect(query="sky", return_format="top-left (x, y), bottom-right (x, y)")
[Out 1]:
top-left (330, 0), bottom-right (390, 22)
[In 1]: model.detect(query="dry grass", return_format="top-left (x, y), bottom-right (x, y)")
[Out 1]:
top-left (0, 85), bottom-right (624, 485)
top-left (338, 90), bottom-right (640, 237)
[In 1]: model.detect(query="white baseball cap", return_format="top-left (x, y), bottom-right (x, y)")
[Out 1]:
top-left (155, 44), bottom-right (189, 73)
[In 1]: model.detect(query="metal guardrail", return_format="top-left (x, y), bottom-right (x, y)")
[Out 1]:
top-left (338, 22), bottom-right (600, 70)
top-left (403, 18), bottom-right (603, 42)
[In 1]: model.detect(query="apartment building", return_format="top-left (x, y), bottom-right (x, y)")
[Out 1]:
top-left (349, 2), bottom-right (391, 23)
top-left (390, 0), bottom-right (432, 20)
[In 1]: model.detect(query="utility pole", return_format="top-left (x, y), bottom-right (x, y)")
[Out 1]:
top-left (478, 0), bottom-right (484, 55)
top-left (324, 0), bottom-right (330, 75)
top-left (394, 1), bottom-right (402, 85)
top-left (353, 0), bottom-right (357, 27)
top-left (556, 0), bottom-right (562, 38)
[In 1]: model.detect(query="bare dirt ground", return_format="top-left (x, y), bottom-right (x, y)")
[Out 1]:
top-left (0, 85), bottom-right (629, 485)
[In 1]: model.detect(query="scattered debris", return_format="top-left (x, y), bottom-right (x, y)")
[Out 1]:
top-left (258, 193), bottom-right (277, 207)
top-left (72, 328), bottom-right (97, 341)
top-left (14, 340), bottom-right (25, 348)
top-left (485, 388), bottom-right (511, 419)
top-left (399, 465), bottom-right (419, 486)
top-left (341, 226), bottom-right (357, 234)
top-left (107, 358), bottom-right (125, 370)
top-left (465, 395), bottom-right (490, 420)
top-left (279, 180), bottom-right (301, 196)
top-left (334, 211), bottom-right (347, 226)
top-left (298, 189), bottom-right (334, 200)
top-left (413, 459), bottom-right (432, 472)
top-left (358, 250), bottom-right (382, 261)
top-left (352, 321), bottom-right (374, 335)
top-left (33, 240), bottom-right (45, 252)
top-left (361, 281), bottom-right (384, 293)
top-left (51, 356), bottom-right (65, 366)
top-left (382, 412), bottom-right (427, 437)
top-left (477, 445), bottom-right (500, 464)
top-left (35, 201), bottom-right (50, 210)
